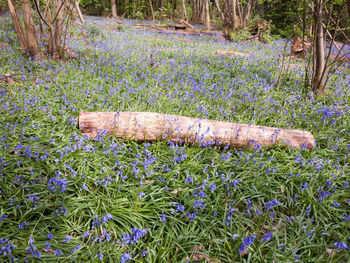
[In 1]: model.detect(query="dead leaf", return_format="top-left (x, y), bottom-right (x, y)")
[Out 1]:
top-left (326, 248), bottom-right (336, 256)
top-left (43, 248), bottom-right (55, 255)
top-left (280, 185), bottom-right (285, 194)
top-left (171, 188), bottom-right (182, 195)
top-left (144, 180), bottom-right (155, 184)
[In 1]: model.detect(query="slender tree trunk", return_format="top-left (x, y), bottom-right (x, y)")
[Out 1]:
top-left (46, 0), bottom-right (55, 56)
top-left (237, 1), bottom-right (243, 25)
top-left (22, 0), bottom-right (40, 57)
top-left (182, 0), bottom-right (188, 20)
top-left (192, 0), bottom-right (197, 21)
top-left (242, 0), bottom-right (253, 26)
top-left (7, 0), bottom-right (27, 50)
top-left (214, 0), bottom-right (224, 21)
top-left (75, 1), bottom-right (85, 23)
top-left (148, 0), bottom-right (155, 22)
top-left (347, 0), bottom-right (350, 20)
top-left (36, 0), bottom-right (44, 44)
top-left (111, 0), bottom-right (117, 17)
top-left (204, 0), bottom-right (210, 30)
top-left (54, 0), bottom-right (65, 58)
top-left (232, 0), bottom-right (237, 27)
top-left (312, 0), bottom-right (325, 93)
top-left (200, 0), bottom-right (205, 21)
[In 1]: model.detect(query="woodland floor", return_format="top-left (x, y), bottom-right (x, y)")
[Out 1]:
top-left (0, 15), bottom-right (350, 262)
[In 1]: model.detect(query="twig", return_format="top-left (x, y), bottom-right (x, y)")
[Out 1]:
top-left (276, 37), bottom-right (290, 91)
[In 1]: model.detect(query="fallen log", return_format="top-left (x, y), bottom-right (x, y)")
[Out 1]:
top-left (79, 112), bottom-right (315, 150)
top-left (174, 24), bottom-right (187, 30)
top-left (215, 50), bottom-right (250, 58)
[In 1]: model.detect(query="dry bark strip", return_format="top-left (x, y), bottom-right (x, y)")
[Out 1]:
top-left (215, 50), bottom-right (250, 58)
top-left (79, 112), bottom-right (315, 150)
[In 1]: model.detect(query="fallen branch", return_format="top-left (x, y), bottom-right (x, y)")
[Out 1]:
top-left (215, 50), bottom-right (250, 58)
top-left (79, 112), bottom-right (315, 150)
top-left (179, 19), bottom-right (194, 29)
top-left (0, 71), bottom-right (61, 83)
top-left (4, 73), bottom-right (15, 84)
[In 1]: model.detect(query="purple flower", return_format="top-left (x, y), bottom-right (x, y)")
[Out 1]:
top-left (159, 211), bottom-right (167, 223)
top-left (261, 232), bottom-right (273, 242)
top-left (239, 235), bottom-right (256, 253)
top-left (120, 253), bottom-right (132, 263)
top-left (63, 235), bottom-right (72, 243)
top-left (175, 203), bottom-right (185, 212)
top-left (264, 199), bottom-right (280, 211)
top-left (54, 249), bottom-right (63, 257)
top-left (81, 230), bottom-right (90, 239)
top-left (121, 228), bottom-right (147, 245)
top-left (47, 233), bottom-right (54, 240)
top-left (45, 242), bottom-right (50, 250)
top-left (139, 192), bottom-right (146, 199)
top-left (0, 214), bottom-right (8, 222)
top-left (101, 213), bottom-right (114, 224)
top-left (98, 251), bottom-right (104, 260)
top-left (209, 183), bottom-right (216, 192)
top-left (18, 221), bottom-right (28, 229)
top-left (334, 242), bottom-right (349, 250)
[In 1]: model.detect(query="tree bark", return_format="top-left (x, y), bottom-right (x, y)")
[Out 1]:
top-left (242, 0), bottom-right (253, 26)
top-left (204, 0), bottom-right (210, 30)
top-left (54, 0), bottom-right (66, 58)
top-left (22, 0), bottom-right (40, 57)
top-left (7, 0), bottom-right (27, 51)
top-left (214, 0), bottom-right (224, 21)
top-left (182, 0), bottom-right (188, 21)
top-left (79, 112), bottom-right (315, 150)
top-left (111, 0), bottom-right (117, 17)
top-left (148, 0), bottom-right (155, 23)
top-left (75, 1), bottom-right (85, 23)
top-left (312, 0), bottom-right (325, 93)
top-left (232, 0), bottom-right (237, 27)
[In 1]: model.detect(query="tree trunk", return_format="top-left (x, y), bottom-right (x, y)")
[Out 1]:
top-left (45, 0), bottom-right (55, 56)
top-left (75, 1), bottom-right (85, 23)
top-left (312, 0), bottom-right (325, 93)
top-left (22, 0), bottom-right (40, 57)
top-left (242, 0), bottom-right (253, 26)
top-left (7, 0), bottom-right (27, 51)
top-left (182, 0), bottom-right (188, 21)
top-left (192, 0), bottom-right (198, 22)
top-left (79, 112), bottom-right (315, 150)
top-left (36, 0), bottom-right (44, 44)
top-left (232, 0), bottom-right (237, 27)
top-left (111, 0), bottom-right (117, 17)
top-left (214, 0), bottom-right (224, 21)
top-left (204, 0), bottom-right (210, 30)
top-left (148, 0), bottom-right (155, 23)
top-left (347, 0), bottom-right (350, 20)
top-left (54, 0), bottom-right (66, 58)
top-left (200, 0), bottom-right (205, 21)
